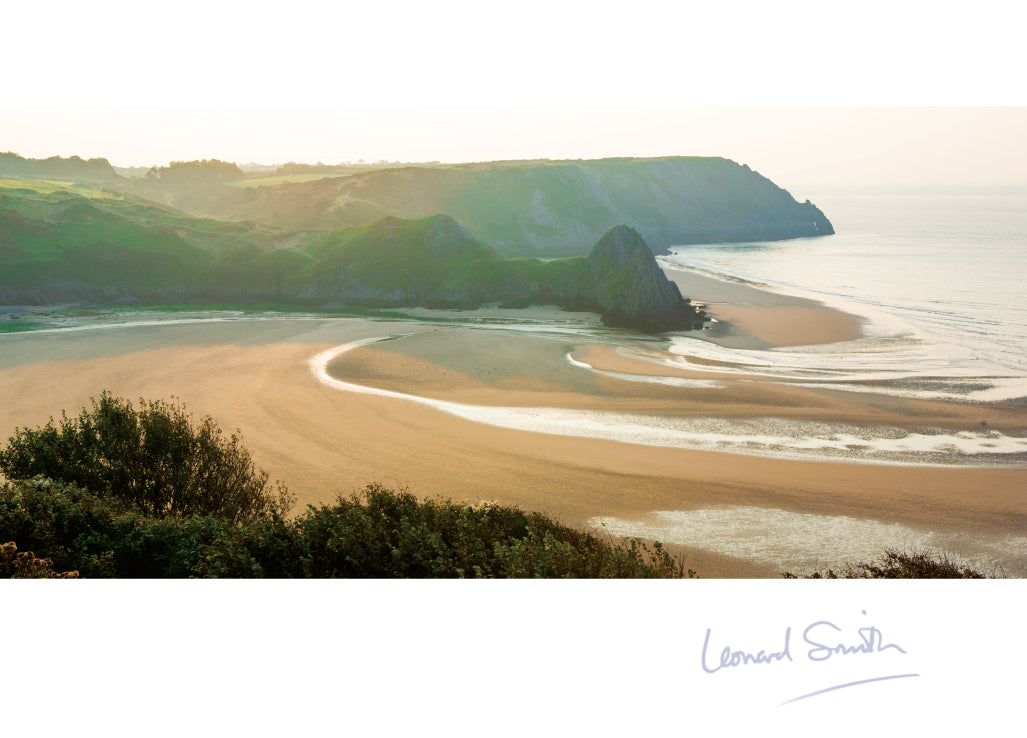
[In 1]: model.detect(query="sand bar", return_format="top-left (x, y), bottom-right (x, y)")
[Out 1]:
top-left (333, 331), bottom-right (1027, 435)
top-left (664, 267), bottom-right (866, 348)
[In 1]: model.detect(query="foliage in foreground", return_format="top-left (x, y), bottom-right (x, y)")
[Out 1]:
top-left (0, 479), bottom-right (689, 578)
top-left (0, 540), bottom-right (78, 579)
top-left (0, 392), bottom-right (292, 525)
top-left (783, 549), bottom-right (987, 579)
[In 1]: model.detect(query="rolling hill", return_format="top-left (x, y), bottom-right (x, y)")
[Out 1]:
top-left (132, 156), bottom-right (834, 257)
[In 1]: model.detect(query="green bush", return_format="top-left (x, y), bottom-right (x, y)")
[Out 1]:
top-left (295, 485), bottom-right (689, 578)
top-left (6, 474), bottom-right (989, 580)
top-left (0, 392), bottom-right (292, 524)
top-left (0, 477), bottom-right (222, 577)
top-left (0, 479), bottom-right (690, 578)
top-left (0, 540), bottom-right (78, 578)
top-left (783, 548), bottom-right (987, 579)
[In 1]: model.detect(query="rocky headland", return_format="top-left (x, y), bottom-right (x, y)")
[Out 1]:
top-left (588, 225), bottom-right (701, 331)
top-left (137, 156), bottom-right (835, 258)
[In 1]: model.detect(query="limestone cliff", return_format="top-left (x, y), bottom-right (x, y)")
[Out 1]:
top-left (588, 225), bottom-right (700, 331)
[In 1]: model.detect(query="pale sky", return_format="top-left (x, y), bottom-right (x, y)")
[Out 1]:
top-left (3, 1), bottom-right (1025, 191)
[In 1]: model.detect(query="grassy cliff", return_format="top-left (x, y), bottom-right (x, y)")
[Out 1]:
top-left (0, 179), bottom-right (318, 302)
top-left (159, 156), bottom-right (834, 257)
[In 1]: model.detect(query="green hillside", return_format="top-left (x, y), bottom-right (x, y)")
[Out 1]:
top-left (158, 156), bottom-right (834, 257)
top-left (0, 180), bottom-right (593, 310)
top-left (3, 154), bottom-right (835, 259)
top-left (295, 214), bottom-right (593, 308)
top-left (0, 179), bottom-right (320, 302)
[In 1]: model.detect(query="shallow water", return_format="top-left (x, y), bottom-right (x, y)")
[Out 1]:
top-left (590, 506), bottom-right (1027, 577)
top-left (659, 188), bottom-right (1027, 397)
top-left (318, 334), bottom-right (1027, 466)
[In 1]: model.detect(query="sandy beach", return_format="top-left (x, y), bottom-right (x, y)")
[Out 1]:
top-left (664, 267), bottom-right (867, 349)
top-left (1, 273), bottom-right (1024, 577)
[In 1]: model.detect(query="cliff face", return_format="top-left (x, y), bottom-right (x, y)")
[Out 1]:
top-left (800, 199), bottom-right (834, 235)
top-left (169, 157), bottom-right (835, 258)
top-left (588, 226), bottom-right (700, 331)
top-left (449, 157), bottom-right (834, 256)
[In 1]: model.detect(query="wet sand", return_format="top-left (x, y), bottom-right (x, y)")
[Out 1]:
top-left (1, 273), bottom-right (1024, 578)
top-left (330, 327), bottom-right (1026, 435)
top-left (664, 267), bottom-right (866, 348)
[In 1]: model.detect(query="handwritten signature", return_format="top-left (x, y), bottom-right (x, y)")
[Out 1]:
top-left (700, 610), bottom-right (919, 705)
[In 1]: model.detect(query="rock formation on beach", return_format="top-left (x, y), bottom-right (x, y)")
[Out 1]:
top-left (588, 225), bottom-right (701, 331)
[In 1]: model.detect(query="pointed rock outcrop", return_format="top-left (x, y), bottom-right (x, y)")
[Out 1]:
top-left (588, 225), bottom-right (702, 332)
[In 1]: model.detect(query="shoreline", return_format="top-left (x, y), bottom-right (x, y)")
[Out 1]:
top-left (663, 267), bottom-right (867, 348)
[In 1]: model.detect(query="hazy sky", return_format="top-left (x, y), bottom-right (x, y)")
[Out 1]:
top-left (3, 2), bottom-right (1025, 192)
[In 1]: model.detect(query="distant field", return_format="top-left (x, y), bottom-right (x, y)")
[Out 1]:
top-left (0, 178), bottom-right (122, 200)
top-left (231, 173), bottom-right (351, 188)
top-left (231, 163), bottom-right (431, 188)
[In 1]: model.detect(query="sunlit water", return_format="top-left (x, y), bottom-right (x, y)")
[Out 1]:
top-left (659, 188), bottom-right (1027, 400)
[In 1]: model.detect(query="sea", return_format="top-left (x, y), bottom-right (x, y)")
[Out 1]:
top-left (660, 186), bottom-right (1027, 398)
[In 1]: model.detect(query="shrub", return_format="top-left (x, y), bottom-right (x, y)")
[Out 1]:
top-left (296, 484), bottom-right (691, 578)
top-left (783, 548), bottom-right (987, 579)
top-left (0, 480), bottom-right (691, 578)
top-left (0, 392), bottom-right (292, 524)
top-left (0, 540), bottom-right (79, 578)
top-left (0, 477), bottom-right (217, 577)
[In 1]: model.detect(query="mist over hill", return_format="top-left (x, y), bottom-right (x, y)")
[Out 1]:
top-left (154, 156), bottom-right (833, 257)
